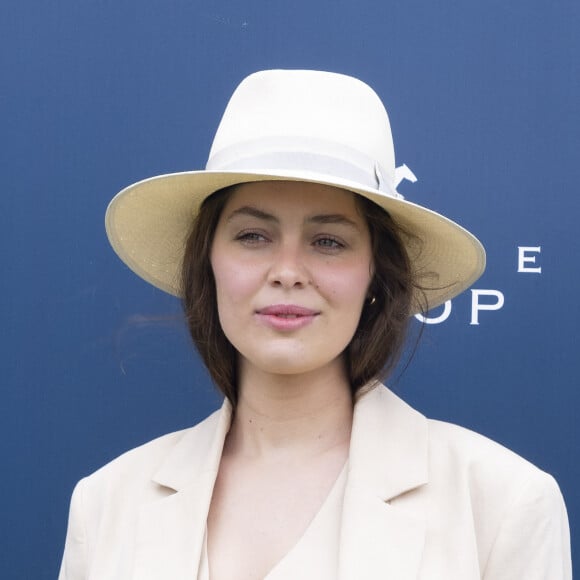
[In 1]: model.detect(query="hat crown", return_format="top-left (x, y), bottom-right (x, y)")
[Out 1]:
top-left (206, 70), bottom-right (396, 191)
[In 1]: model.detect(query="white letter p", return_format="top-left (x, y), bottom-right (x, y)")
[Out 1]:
top-left (470, 289), bottom-right (505, 325)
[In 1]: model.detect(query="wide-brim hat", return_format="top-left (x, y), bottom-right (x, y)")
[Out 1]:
top-left (105, 69), bottom-right (485, 311)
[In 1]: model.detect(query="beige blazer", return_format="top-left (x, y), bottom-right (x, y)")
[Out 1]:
top-left (59, 385), bottom-right (571, 579)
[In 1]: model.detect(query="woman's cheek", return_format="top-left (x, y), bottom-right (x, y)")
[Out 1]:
top-left (321, 266), bottom-right (372, 305)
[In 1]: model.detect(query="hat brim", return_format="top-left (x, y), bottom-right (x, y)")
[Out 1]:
top-left (105, 169), bottom-right (485, 313)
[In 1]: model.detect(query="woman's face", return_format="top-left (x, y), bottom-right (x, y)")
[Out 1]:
top-left (210, 181), bottom-right (373, 379)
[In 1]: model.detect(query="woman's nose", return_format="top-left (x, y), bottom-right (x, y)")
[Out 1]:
top-left (267, 243), bottom-right (310, 289)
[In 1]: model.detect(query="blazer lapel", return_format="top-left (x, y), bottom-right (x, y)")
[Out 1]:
top-left (339, 385), bottom-right (429, 580)
top-left (133, 400), bottom-right (232, 580)
top-left (131, 385), bottom-right (428, 579)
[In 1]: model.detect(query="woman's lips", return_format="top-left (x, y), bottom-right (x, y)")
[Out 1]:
top-left (255, 304), bottom-right (319, 331)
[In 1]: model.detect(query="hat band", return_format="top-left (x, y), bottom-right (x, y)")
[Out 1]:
top-left (206, 137), bottom-right (401, 199)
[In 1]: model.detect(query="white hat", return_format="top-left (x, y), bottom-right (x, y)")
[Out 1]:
top-left (105, 69), bottom-right (485, 309)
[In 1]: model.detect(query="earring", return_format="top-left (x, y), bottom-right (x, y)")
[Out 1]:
top-left (368, 296), bottom-right (376, 305)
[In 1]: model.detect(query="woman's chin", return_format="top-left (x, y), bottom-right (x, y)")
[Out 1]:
top-left (239, 350), bottom-right (344, 380)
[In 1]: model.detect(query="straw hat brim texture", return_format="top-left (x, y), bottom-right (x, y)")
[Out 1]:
top-left (105, 168), bottom-right (485, 313)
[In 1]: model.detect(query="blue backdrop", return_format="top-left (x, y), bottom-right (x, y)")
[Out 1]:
top-left (2, 0), bottom-right (578, 577)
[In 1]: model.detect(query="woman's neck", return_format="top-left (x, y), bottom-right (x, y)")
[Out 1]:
top-left (224, 361), bottom-right (353, 462)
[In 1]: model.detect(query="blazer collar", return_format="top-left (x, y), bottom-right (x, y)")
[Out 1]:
top-left (133, 385), bottom-right (428, 579)
top-left (348, 383), bottom-right (428, 500)
top-left (133, 401), bottom-right (232, 580)
top-left (338, 384), bottom-right (428, 580)
top-left (152, 401), bottom-right (233, 492)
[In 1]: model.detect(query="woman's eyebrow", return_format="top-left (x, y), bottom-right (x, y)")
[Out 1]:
top-left (226, 206), bottom-right (278, 223)
top-left (307, 214), bottom-right (360, 230)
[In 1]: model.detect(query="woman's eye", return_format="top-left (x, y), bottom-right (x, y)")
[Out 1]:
top-left (314, 236), bottom-right (344, 250)
top-left (236, 231), bottom-right (268, 244)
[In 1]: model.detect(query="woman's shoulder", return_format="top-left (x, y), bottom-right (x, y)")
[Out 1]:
top-left (78, 405), bottom-right (225, 495)
top-left (426, 416), bottom-right (562, 501)
top-left (427, 416), bottom-right (534, 463)
top-left (373, 385), bottom-right (553, 480)
top-left (369, 385), bottom-right (564, 506)
top-left (369, 387), bottom-right (571, 576)
top-left (420, 417), bottom-right (570, 577)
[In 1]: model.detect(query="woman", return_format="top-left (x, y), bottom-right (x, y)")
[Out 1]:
top-left (59, 70), bottom-right (571, 579)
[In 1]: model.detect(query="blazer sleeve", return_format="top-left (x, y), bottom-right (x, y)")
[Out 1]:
top-left (483, 470), bottom-right (572, 580)
top-left (59, 479), bottom-right (88, 580)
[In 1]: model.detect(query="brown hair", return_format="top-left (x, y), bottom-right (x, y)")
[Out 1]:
top-left (182, 184), bottom-right (425, 406)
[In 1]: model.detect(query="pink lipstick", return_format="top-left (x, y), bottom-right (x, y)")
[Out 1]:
top-left (256, 304), bottom-right (319, 331)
